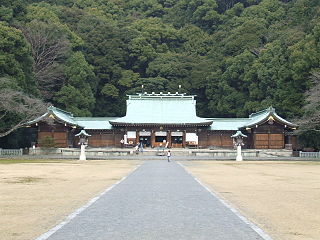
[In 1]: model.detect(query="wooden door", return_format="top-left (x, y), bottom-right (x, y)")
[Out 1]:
top-left (53, 132), bottom-right (67, 147)
top-left (254, 133), bottom-right (284, 149)
top-left (254, 134), bottom-right (269, 149)
top-left (221, 134), bottom-right (233, 147)
top-left (269, 134), bottom-right (284, 149)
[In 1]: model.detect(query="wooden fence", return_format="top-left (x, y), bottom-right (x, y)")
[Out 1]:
top-left (299, 151), bottom-right (320, 158)
top-left (0, 148), bottom-right (23, 156)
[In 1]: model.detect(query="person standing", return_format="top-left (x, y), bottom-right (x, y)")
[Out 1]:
top-left (135, 143), bottom-right (139, 154)
top-left (167, 150), bottom-right (171, 162)
top-left (139, 141), bottom-right (144, 152)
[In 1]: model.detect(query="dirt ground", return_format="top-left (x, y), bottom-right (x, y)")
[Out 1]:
top-left (182, 161), bottom-right (320, 240)
top-left (0, 160), bottom-right (140, 240)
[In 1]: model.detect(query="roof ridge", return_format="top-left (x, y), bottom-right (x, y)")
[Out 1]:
top-left (48, 106), bottom-right (74, 117)
top-left (249, 106), bottom-right (274, 118)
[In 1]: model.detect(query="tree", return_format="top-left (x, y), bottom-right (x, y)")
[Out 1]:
top-left (0, 0), bottom-right (27, 22)
top-left (124, 0), bottom-right (166, 18)
top-left (21, 20), bottom-right (71, 100)
top-left (55, 52), bottom-right (96, 116)
top-left (0, 77), bottom-right (47, 138)
top-left (0, 22), bottom-right (37, 95)
top-left (127, 18), bottom-right (182, 74)
top-left (296, 69), bottom-right (320, 132)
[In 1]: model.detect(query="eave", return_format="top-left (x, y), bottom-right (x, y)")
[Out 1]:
top-left (110, 121), bottom-right (213, 127)
top-left (244, 112), bottom-right (298, 129)
top-left (26, 106), bottom-right (80, 128)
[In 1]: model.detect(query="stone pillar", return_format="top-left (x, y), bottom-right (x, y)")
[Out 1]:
top-left (79, 144), bottom-right (86, 161)
top-left (236, 145), bottom-right (243, 161)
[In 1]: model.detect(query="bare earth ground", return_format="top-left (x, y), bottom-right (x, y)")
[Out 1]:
top-left (182, 161), bottom-right (320, 240)
top-left (0, 160), bottom-right (140, 240)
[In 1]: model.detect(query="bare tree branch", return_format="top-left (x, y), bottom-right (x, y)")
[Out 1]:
top-left (295, 69), bottom-right (320, 131)
top-left (20, 21), bottom-right (70, 100)
top-left (0, 86), bottom-right (49, 137)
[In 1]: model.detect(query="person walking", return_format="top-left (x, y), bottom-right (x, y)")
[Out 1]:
top-left (167, 150), bottom-right (171, 162)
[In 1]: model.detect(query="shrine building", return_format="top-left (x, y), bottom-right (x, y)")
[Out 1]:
top-left (27, 92), bottom-right (298, 149)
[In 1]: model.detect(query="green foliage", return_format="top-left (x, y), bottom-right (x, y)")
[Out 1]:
top-left (64, 51), bottom-right (97, 91)
top-left (55, 85), bottom-right (95, 116)
top-left (1, 0), bottom-right (320, 150)
top-left (0, 22), bottom-right (37, 95)
top-left (101, 83), bottom-right (119, 98)
top-left (298, 131), bottom-right (320, 151)
top-left (0, 6), bottom-right (13, 22)
top-left (53, 51), bottom-right (96, 116)
top-left (39, 136), bottom-right (56, 150)
top-left (118, 70), bottom-right (140, 88)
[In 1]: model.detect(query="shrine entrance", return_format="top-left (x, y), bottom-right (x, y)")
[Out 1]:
top-left (154, 131), bottom-right (168, 147)
top-left (139, 131), bottom-right (151, 147)
top-left (171, 131), bottom-right (183, 148)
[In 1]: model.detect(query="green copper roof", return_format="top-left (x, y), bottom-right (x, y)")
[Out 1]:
top-left (209, 118), bottom-right (249, 130)
top-left (110, 93), bottom-right (212, 126)
top-left (74, 117), bottom-right (116, 130)
top-left (245, 107), bottom-right (297, 128)
top-left (209, 106), bottom-right (297, 131)
top-left (27, 103), bottom-right (297, 131)
top-left (27, 106), bottom-right (79, 126)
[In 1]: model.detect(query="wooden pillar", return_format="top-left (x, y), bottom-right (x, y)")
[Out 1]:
top-left (135, 130), bottom-right (138, 145)
top-left (167, 130), bottom-right (171, 148)
top-left (151, 130), bottom-right (155, 148)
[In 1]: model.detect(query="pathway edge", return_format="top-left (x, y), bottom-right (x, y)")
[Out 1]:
top-left (177, 162), bottom-right (273, 240)
top-left (34, 163), bottom-right (143, 240)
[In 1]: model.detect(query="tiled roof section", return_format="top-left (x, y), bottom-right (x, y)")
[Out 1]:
top-left (74, 117), bottom-right (117, 130)
top-left (48, 106), bottom-right (78, 125)
top-left (27, 104), bottom-right (297, 131)
top-left (209, 107), bottom-right (297, 130)
top-left (110, 93), bottom-right (213, 126)
top-left (27, 106), bottom-right (78, 126)
top-left (209, 118), bottom-right (249, 131)
top-left (245, 107), bottom-right (297, 128)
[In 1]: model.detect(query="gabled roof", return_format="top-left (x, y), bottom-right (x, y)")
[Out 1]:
top-left (209, 107), bottom-right (297, 131)
top-left (27, 106), bottom-right (115, 130)
top-left (110, 93), bottom-right (213, 126)
top-left (27, 104), bottom-right (297, 132)
top-left (245, 107), bottom-right (297, 128)
top-left (27, 106), bottom-right (79, 126)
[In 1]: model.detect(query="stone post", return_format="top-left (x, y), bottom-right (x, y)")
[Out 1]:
top-left (231, 131), bottom-right (247, 162)
top-left (75, 130), bottom-right (91, 161)
top-left (236, 145), bottom-right (243, 161)
top-left (79, 144), bottom-right (86, 161)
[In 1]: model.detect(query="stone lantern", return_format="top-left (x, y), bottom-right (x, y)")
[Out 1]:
top-left (75, 130), bottom-right (91, 161)
top-left (231, 130), bottom-right (247, 161)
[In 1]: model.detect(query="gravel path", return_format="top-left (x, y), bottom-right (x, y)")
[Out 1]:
top-left (40, 160), bottom-right (269, 240)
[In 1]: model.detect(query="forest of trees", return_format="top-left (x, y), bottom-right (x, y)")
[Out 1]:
top-left (0, 0), bottom-right (319, 149)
